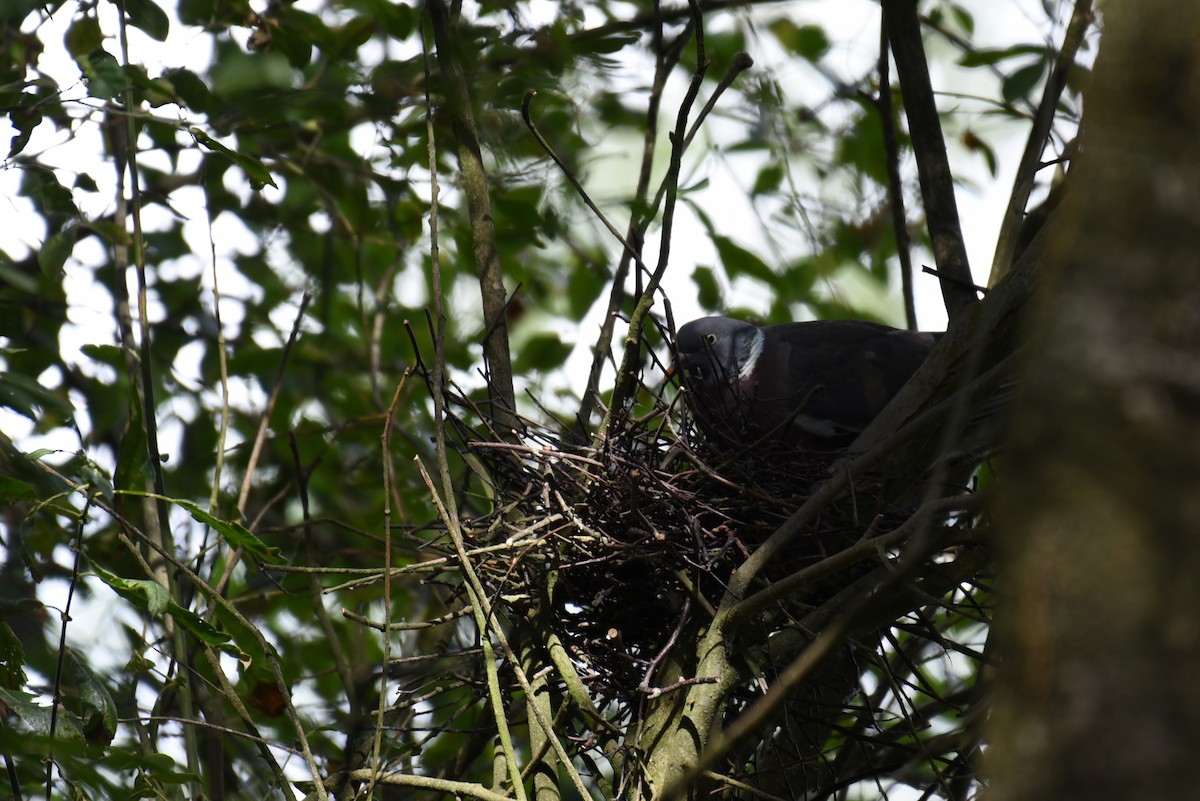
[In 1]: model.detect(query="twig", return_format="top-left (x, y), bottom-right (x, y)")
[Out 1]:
top-left (46, 494), bottom-right (91, 798)
top-left (727, 493), bottom-right (982, 629)
top-left (987, 0), bottom-right (1093, 287)
top-left (639, 598), bottom-right (693, 694)
top-left (598, 2), bottom-right (711, 447)
top-left (112, 0), bottom-right (205, 785)
top-left (327, 769), bottom-right (515, 801)
top-left (876, 25), bottom-right (918, 330)
top-left (522, 91), bottom-right (647, 275)
top-left (682, 52), bottom-right (754, 149)
top-left (576, 21), bottom-right (693, 434)
top-left (467, 440), bottom-right (605, 468)
top-left (342, 605), bottom-right (473, 631)
top-left (236, 291), bottom-right (313, 515)
top-left (921, 265), bottom-right (989, 294)
top-left (103, 498), bottom-right (328, 799)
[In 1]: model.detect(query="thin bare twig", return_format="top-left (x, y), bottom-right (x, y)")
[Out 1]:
top-left (522, 91), bottom-right (648, 275)
top-left (682, 52), bottom-right (755, 150)
top-left (987, 0), bottom-right (1093, 287)
top-left (598, 1), bottom-right (712, 447)
top-left (46, 495), bottom-right (91, 798)
top-left (113, 0), bottom-right (204, 783)
top-left (639, 597), bottom-right (692, 694)
top-left (876, 24), bottom-right (918, 330)
top-left (236, 291), bottom-right (313, 515)
top-left (576, 18), bottom-right (693, 434)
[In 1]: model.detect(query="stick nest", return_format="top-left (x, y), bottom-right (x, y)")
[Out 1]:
top-left (445, 378), bottom-right (921, 701)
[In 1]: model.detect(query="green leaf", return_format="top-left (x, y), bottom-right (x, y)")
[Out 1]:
top-left (91, 564), bottom-right (170, 614)
top-left (1002, 60), bottom-right (1047, 103)
top-left (332, 15), bottom-right (377, 56)
top-left (6, 106), bottom-right (41, 159)
top-left (836, 100), bottom-right (888, 183)
top-left (19, 165), bottom-right (78, 221)
top-left (518, 332), bottom-right (573, 372)
top-left (751, 162), bottom-right (783, 197)
top-left (81, 343), bottom-right (128, 368)
top-left (39, 226), bottom-right (75, 274)
top-left (373, 0), bottom-right (416, 39)
top-left (172, 499), bottom-right (281, 562)
top-left (84, 219), bottom-right (131, 246)
top-left (769, 20), bottom-right (830, 63)
top-left (65, 16), bottom-right (103, 57)
top-left (0, 261), bottom-right (38, 294)
top-left (112, 489), bottom-right (280, 562)
top-left (0, 476), bottom-right (36, 506)
top-left (167, 603), bottom-right (235, 648)
top-left (79, 457), bottom-right (115, 504)
top-left (76, 47), bottom-right (125, 100)
top-left (573, 28), bottom-right (641, 56)
top-left (161, 67), bottom-right (211, 112)
top-left (712, 235), bottom-right (777, 285)
top-left (271, 18), bottom-right (315, 68)
top-left (0, 370), bottom-right (73, 421)
top-left (0, 688), bottom-right (86, 740)
top-left (0, 597), bottom-right (44, 618)
top-left (957, 44), bottom-right (1048, 68)
top-left (691, 265), bottom-right (722, 311)
top-left (121, 0), bottom-right (170, 41)
top-left (1, 0), bottom-right (42, 24)
top-left (565, 264), bottom-right (606, 320)
top-left (0, 622), bottom-right (28, 690)
top-left (123, 64), bottom-right (176, 107)
top-left (951, 4), bottom-right (975, 35)
top-left (64, 648), bottom-right (118, 746)
top-left (189, 128), bottom-right (277, 190)
top-left (106, 748), bottom-right (197, 783)
top-left (90, 564), bottom-right (235, 649)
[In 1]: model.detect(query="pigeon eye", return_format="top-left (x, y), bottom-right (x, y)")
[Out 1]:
top-left (704, 333), bottom-right (717, 345)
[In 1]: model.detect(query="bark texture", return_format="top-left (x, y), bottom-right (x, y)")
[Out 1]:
top-left (988, 1), bottom-right (1200, 797)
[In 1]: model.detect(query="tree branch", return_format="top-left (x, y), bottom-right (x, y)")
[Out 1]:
top-left (883, 0), bottom-right (978, 319)
top-left (427, 0), bottom-right (520, 436)
top-left (987, 0), bottom-right (1093, 287)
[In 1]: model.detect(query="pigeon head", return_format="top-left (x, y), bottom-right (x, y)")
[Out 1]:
top-left (675, 316), bottom-right (768, 448)
top-left (675, 316), bottom-right (763, 399)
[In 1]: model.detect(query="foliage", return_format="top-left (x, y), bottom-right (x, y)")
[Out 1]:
top-left (0, 0), bottom-right (1089, 798)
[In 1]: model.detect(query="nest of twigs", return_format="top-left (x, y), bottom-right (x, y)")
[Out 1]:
top-left (399, 326), bottom-right (995, 798)
top-left (437, 369), bottom-right (926, 700)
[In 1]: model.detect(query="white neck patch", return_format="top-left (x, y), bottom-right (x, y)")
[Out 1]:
top-left (738, 329), bottom-right (764, 380)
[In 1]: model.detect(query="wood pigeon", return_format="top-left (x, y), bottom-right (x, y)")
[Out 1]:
top-left (675, 316), bottom-right (940, 450)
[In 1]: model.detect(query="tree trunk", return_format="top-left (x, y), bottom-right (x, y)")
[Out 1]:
top-left (988, 1), bottom-right (1200, 797)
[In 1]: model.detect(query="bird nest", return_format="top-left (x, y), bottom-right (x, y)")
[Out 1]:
top-left (435, 368), bottom-right (929, 700)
